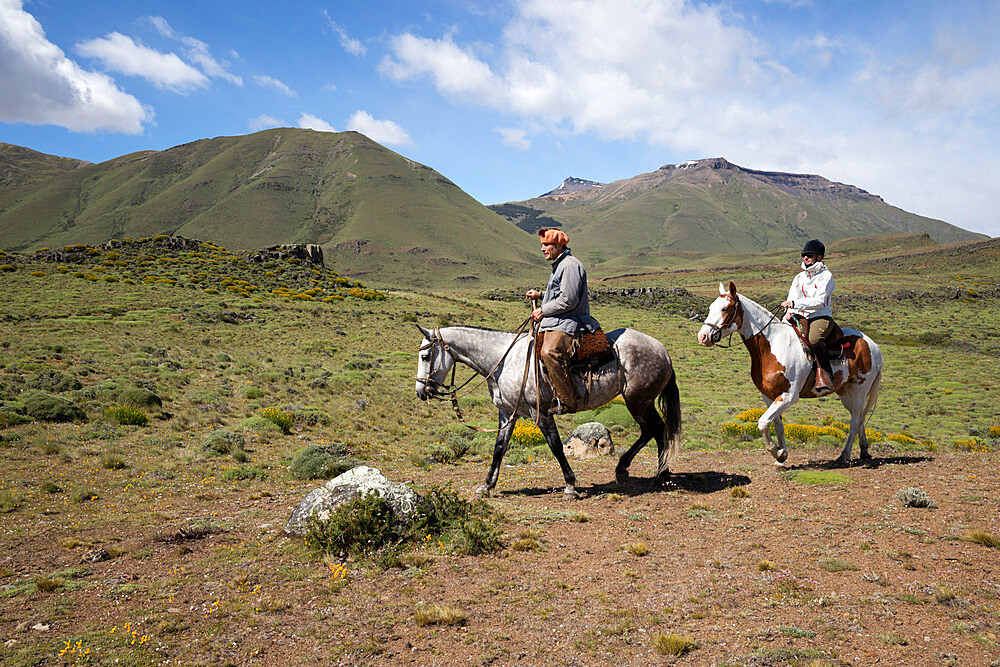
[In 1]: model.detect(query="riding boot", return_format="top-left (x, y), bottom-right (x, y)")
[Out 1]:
top-left (543, 361), bottom-right (578, 414)
top-left (539, 330), bottom-right (579, 414)
top-left (812, 339), bottom-right (834, 391)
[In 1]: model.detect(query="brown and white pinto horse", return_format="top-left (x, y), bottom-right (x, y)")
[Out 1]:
top-left (697, 282), bottom-right (883, 467)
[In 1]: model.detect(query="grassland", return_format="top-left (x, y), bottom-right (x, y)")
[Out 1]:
top-left (0, 235), bottom-right (998, 665)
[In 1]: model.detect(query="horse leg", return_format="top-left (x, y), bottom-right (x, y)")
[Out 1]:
top-left (834, 385), bottom-right (869, 467)
top-left (537, 415), bottom-right (579, 499)
top-left (759, 392), bottom-right (797, 466)
top-left (614, 402), bottom-right (660, 485)
top-left (763, 394), bottom-right (788, 456)
top-left (476, 411), bottom-right (517, 497)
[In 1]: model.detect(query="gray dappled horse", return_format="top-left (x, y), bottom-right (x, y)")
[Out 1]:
top-left (414, 325), bottom-right (681, 498)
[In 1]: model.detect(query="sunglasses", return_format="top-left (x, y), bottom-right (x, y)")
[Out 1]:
top-left (802, 253), bottom-right (817, 259)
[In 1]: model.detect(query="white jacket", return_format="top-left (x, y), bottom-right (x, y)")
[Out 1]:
top-left (786, 261), bottom-right (833, 319)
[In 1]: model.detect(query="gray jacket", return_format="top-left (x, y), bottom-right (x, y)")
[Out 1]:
top-left (539, 249), bottom-right (601, 335)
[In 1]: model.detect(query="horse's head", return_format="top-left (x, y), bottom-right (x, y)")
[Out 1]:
top-left (415, 325), bottom-right (456, 400)
top-left (698, 282), bottom-right (744, 347)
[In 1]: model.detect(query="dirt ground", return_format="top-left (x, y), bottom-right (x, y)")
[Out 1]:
top-left (3, 445), bottom-right (999, 666)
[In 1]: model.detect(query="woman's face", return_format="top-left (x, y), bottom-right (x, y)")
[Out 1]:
top-left (802, 252), bottom-right (822, 267)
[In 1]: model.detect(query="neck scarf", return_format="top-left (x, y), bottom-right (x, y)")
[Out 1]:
top-left (801, 260), bottom-right (827, 276)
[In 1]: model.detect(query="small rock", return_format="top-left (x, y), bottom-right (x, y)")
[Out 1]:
top-left (81, 547), bottom-right (110, 563)
top-left (563, 422), bottom-right (614, 459)
top-left (104, 574), bottom-right (137, 586)
top-left (31, 622), bottom-right (50, 631)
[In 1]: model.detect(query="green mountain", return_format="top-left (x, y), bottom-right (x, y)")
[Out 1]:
top-left (490, 158), bottom-right (987, 265)
top-left (0, 143), bottom-right (91, 188)
top-left (0, 130), bottom-right (542, 286)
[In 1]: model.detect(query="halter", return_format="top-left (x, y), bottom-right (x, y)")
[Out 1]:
top-left (702, 295), bottom-right (780, 348)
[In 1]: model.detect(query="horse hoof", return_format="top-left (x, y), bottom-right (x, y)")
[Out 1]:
top-left (475, 485), bottom-right (492, 498)
top-left (615, 468), bottom-right (629, 485)
top-left (772, 460), bottom-right (788, 469)
top-left (831, 457), bottom-right (849, 468)
top-left (562, 487), bottom-right (580, 500)
top-left (860, 452), bottom-right (872, 461)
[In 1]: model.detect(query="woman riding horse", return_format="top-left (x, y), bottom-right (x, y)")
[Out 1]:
top-left (780, 239), bottom-right (837, 392)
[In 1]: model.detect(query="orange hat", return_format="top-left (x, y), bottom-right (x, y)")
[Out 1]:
top-left (538, 228), bottom-right (568, 246)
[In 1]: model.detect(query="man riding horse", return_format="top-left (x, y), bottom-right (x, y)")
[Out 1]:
top-left (524, 228), bottom-right (600, 414)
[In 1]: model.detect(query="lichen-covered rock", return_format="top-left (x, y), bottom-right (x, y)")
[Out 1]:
top-left (563, 422), bottom-right (614, 459)
top-left (284, 466), bottom-right (419, 536)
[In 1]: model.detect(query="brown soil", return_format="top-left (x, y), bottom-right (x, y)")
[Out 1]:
top-left (3, 447), bottom-right (999, 666)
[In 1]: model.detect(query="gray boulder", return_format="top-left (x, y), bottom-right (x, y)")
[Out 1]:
top-left (284, 466), bottom-right (420, 536)
top-left (563, 422), bottom-right (614, 459)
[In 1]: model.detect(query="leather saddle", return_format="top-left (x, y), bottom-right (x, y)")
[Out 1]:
top-left (535, 329), bottom-right (615, 370)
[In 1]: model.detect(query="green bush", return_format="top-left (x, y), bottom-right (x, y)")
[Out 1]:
top-left (222, 465), bottom-right (268, 481)
top-left (242, 386), bottom-right (265, 399)
top-left (25, 370), bottom-right (82, 393)
top-left (0, 410), bottom-right (31, 428)
top-left (238, 416), bottom-right (282, 435)
top-left (898, 487), bottom-right (936, 508)
top-left (289, 444), bottom-right (360, 480)
top-left (411, 485), bottom-right (504, 556)
top-left (305, 492), bottom-right (403, 557)
top-left (116, 388), bottom-right (162, 410)
top-left (105, 404), bottom-right (149, 426)
top-left (287, 405), bottom-right (334, 426)
top-left (258, 407), bottom-right (293, 434)
top-left (20, 390), bottom-right (85, 422)
top-left (202, 429), bottom-right (246, 458)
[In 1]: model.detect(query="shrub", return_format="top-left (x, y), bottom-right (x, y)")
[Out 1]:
top-left (898, 487), bottom-right (936, 508)
top-left (305, 492), bottom-right (403, 557)
top-left (20, 390), bottom-right (85, 422)
top-left (735, 408), bottom-right (765, 422)
top-left (116, 388), bottom-right (162, 410)
top-left (243, 386), bottom-right (265, 399)
top-left (414, 603), bottom-right (466, 626)
top-left (29, 271), bottom-right (46, 277)
top-left (101, 449), bottom-right (128, 469)
top-left (202, 429), bottom-right (247, 458)
top-left (0, 264), bottom-right (15, 272)
top-left (963, 530), bottom-right (1000, 549)
top-left (105, 404), bottom-right (149, 426)
top-left (0, 410), bottom-right (31, 428)
top-left (510, 420), bottom-right (546, 448)
top-left (25, 370), bottom-right (81, 393)
top-left (71, 489), bottom-right (98, 503)
top-left (287, 406), bottom-right (334, 426)
top-left (222, 465), bottom-right (268, 481)
top-left (625, 542), bottom-right (650, 557)
top-left (653, 633), bottom-right (697, 657)
top-left (289, 444), bottom-right (360, 480)
top-left (258, 407), bottom-right (293, 433)
top-left (0, 490), bottom-right (20, 513)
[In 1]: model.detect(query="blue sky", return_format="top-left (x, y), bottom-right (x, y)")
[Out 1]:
top-left (2, 0), bottom-right (998, 237)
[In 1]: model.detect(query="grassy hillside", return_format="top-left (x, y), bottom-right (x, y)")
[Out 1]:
top-left (0, 131), bottom-right (543, 287)
top-left (0, 235), bottom-right (998, 664)
top-left (492, 158), bottom-right (986, 264)
top-left (0, 143), bottom-right (90, 189)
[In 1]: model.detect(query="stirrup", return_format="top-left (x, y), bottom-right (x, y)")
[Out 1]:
top-left (547, 398), bottom-right (573, 415)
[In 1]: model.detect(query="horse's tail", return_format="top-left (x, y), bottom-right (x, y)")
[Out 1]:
top-left (861, 366), bottom-right (882, 426)
top-left (657, 373), bottom-right (682, 472)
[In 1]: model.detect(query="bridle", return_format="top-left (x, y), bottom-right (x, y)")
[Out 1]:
top-left (417, 317), bottom-right (536, 431)
top-left (702, 295), bottom-right (780, 348)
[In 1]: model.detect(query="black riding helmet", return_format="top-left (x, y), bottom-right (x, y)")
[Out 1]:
top-left (802, 239), bottom-right (825, 257)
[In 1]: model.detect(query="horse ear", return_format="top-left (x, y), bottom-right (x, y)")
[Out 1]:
top-left (728, 281), bottom-right (737, 297)
top-left (718, 282), bottom-right (726, 296)
top-left (416, 324), bottom-right (431, 339)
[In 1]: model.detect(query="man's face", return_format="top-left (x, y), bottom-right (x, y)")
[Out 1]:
top-left (541, 243), bottom-right (563, 261)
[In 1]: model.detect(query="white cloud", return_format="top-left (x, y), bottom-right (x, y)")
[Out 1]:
top-left (323, 12), bottom-right (365, 56)
top-left (346, 110), bottom-right (413, 147)
top-left (146, 16), bottom-right (242, 86)
top-left (253, 75), bottom-right (296, 97)
top-left (0, 0), bottom-right (151, 133)
top-left (297, 112), bottom-right (336, 132)
top-left (382, 0), bottom-right (1000, 235)
top-left (76, 32), bottom-right (208, 93)
top-left (495, 127), bottom-right (531, 151)
top-left (249, 114), bottom-right (284, 130)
